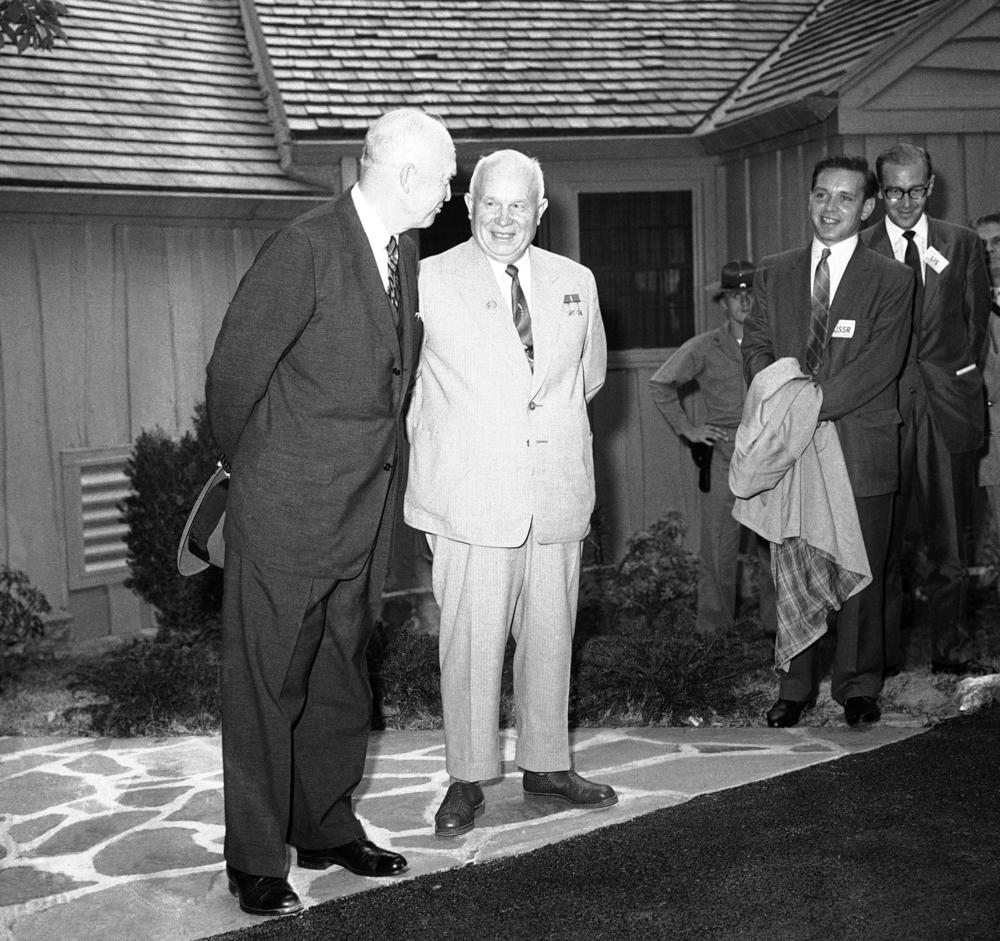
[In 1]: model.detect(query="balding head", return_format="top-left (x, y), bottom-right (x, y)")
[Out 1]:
top-left (358, 109), bottom-right (456, 232)
top-left (465, 150), bottom-right (548, 264)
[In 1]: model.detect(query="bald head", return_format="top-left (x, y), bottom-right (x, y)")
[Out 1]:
top-left (358, 109), bottom-right (456, 232)
top-left (465, 150), bottom-right (548, 264)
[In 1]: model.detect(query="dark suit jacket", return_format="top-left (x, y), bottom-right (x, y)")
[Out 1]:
top-left (206, 191), bottom-right (421, 579)
top-left (743, 240), bottom-right (913, 498)
top-left (861, 216), bottom-right (991, 453)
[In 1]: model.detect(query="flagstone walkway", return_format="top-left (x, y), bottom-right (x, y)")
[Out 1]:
top-left (1, 723), bottom-right (923, 941)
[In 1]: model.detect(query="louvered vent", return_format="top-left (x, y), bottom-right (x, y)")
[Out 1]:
top-left (61, 447), bottom-right (133, 590)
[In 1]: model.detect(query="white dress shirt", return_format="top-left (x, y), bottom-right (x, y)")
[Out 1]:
top-left (885, 212), bottom-right (929, 284)
top-left (811, 234), bottom-right (858, 302)
top-left (351, 184), bottom-right (396, 294)
top-left (487, 250), bottom-right (533, 315)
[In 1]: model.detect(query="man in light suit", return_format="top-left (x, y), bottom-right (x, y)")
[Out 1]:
top-left (861, 143), bottom-right (991, 677)
top-left (743, 154), bottom-right (913, 729)
top-left (206, 109), bottom-right (455, 916)
top-left (404, 149), bottom-right (616, 837)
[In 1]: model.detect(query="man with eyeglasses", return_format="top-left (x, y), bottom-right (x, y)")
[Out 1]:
top-left (861, 143), bottom-right (991, 677)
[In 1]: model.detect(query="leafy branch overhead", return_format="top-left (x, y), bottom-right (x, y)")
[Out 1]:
top-left (0, 0), bottom-right (67, 53)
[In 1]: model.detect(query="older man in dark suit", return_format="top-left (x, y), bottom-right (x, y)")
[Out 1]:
top-left (743, 154), bottom-right (913, 729)
top-left (861, 143), bottom-right (991, 677)
top-left (206, 109), bottom-right (455, 917)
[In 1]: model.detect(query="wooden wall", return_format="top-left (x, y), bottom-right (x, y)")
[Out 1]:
top-left (721, 119), bottom-right (1000, 261)
top-left (0, 214), bottom-right (273, 637)
top-left (590, 350), bottom-right (701, 565)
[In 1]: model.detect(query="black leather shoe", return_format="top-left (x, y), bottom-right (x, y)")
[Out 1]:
top-left (226, 865), bottom-right (302, 917)
top-left (844, 696), bottom-right (881, 727)
top-left (296, 838), bottom-right (407, 877)
top-left (931, 660), bottom-right (992, 677)
top-left (766, 698), bottom-right (816, 728)
top-left (522, 769), bottom-right (618, 807)
top-left (435, 781), bottom-right (484, 837)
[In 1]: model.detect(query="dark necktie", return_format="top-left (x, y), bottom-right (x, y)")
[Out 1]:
top-left (805, 247), bottom-right (831, 376)
top-left (506, 263), bottom-right (534, 369)
top-left (902, 230), bottom-right (924, 317)
top-left (386, 236), bottom-right (401, 326)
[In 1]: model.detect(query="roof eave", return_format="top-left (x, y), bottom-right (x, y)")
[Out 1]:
top-left (698, 96), bottom-right (838, 156)
top-left (289, 129), bottom-right (709, 174)
top-left (0, 186), bottom-right (327, 222)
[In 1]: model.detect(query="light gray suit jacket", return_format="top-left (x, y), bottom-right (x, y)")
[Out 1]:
top-left (404, 239), bottom-right (607, 547)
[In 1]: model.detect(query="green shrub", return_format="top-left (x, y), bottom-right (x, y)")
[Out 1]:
top-left (0, 564), bottom-right (51, 654)
top-left (73, 636), bottom-right (221, 736)
top-left (569, 511), bottom-right (764, 725)
top-left (599, 511), bottom-right (698, 623)
top-left (121, 402), bottom-right (223, 642)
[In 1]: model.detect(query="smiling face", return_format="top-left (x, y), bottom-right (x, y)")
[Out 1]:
top-left (879, 160), bottom-right (934, 231)
top-left (465, 154), bottom-right (548, 264)
top-left (809, 168), bottom-right (875, 246)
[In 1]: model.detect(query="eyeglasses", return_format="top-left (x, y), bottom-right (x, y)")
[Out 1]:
top-left (883, 185), bottom-right (930, 202)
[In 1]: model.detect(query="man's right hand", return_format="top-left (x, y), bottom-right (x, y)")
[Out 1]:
top-left (686, 424), bottom-right (728, 445)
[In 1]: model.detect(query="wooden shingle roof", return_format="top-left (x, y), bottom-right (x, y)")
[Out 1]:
top-left (252, 0), bottom-right (818, 138)
top-left (0, 0), bottom-right (314, 193)
top-left (710, 0), bottom-right (948, 128)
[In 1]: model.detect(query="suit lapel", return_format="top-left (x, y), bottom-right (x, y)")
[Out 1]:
top-left (338, 195), bottom-right (401, 361)
top-left (866, 221), bottom-right (894, 259)
top-left (398, 237), bottom-right (419, 371)
top-left (459, 241), bottom-right (534, 377)
top-left (786, 247), bottom-right (811, 359)
top-left (529, 249), bottom-right (563, 394)
top-left (922, 216), bottom-right (945, 313)
top-left (829, 242), bottom-right (866, 322)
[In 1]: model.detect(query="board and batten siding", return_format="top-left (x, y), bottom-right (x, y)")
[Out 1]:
top-left (0, 217), bottom-right (270, 639)
top-left (723, 126), bottom-right (1000, 263)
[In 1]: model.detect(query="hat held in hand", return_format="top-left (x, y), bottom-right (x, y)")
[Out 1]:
top-left (708, 260), bottom-right (754, 301)
top-left (176, 463), bottom-right (229, 575)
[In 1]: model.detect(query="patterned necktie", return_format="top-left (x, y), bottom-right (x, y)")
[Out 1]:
top-left (506, 263), bottom-right (534, 369)
top-left (386, 236), bottom-right (401, 326)
top-left (902, 230), bottom-right (924, 318)
top-left (805, 247), bottom-right (831, 376)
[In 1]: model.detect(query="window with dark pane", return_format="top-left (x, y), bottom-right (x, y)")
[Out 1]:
top-left (579, 191), bottom-right (693, 350)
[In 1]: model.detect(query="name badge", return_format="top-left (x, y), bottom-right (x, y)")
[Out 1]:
top-left (924, 246), bottom-right (949, 274)
top-left (832, 319), bottom-right (856, 339)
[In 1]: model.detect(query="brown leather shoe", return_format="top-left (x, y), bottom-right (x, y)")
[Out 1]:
top-left (296, 838), bottom-right (407, 876)
top-left (226, 865), bottom-right (302, 917)
top-left (434, 780), bottom-right (485, 837)
top-left (522, 769), bottom-right (618, 807)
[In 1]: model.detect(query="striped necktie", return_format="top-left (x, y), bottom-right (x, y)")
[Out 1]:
top-left (805, 247), bottom-right (831, 376)
top-left (386, 236), bottom-right (401, 326)
top-left (506, 263), bottom-right (534, 369)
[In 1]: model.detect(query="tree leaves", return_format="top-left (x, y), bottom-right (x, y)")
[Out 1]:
top-left (0, 0), bottom-right (68, 54)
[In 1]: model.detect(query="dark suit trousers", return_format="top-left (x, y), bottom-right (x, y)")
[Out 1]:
top-left (221, 517), bottom-right (393, 876)
top-left (779, 494), bottom-right (892, 704)
top-left (885, 378), bottom-right (977, 669)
